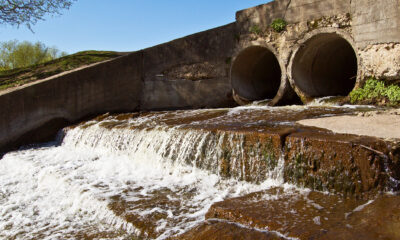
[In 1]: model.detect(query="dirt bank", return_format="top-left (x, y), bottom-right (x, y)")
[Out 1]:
top-left (298, 109), bottom-right (400, 140)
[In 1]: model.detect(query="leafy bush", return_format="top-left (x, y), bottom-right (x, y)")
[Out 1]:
top-left (386, 84), bottom-right (400, 102)
top-left (271, 18), bottom-right (287, 32)
top-left (0, 40), bottom-right (67, 70)
top-left (249, 25), bottom-right (262, 35)
top-left (350, 78), bottom-right (400, 105)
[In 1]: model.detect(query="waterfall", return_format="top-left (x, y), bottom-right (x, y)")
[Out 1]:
top-left (0, 113), bottom-right (287, 240)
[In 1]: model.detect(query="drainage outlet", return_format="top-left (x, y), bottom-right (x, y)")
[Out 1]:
top-left (231, 46), bottom-right (282, 104)
top-left (291, 33), bottom-right (358, 98)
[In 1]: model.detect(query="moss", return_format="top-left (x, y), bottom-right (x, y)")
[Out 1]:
top-left (262, 138), bottom-right (278, 171)
top-left (284, 149), bottom-right (364, 196)
top-left (285, 152), bottom-right (310, 184)
top-left (350, 77), bottom-right (400, 106)
top-left (0, 50), bottom-right (124, 91)
top-left (220, 148), bottom-right (232, 178)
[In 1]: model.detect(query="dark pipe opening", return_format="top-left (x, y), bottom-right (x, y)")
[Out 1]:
top-left (231, 46), bottom-right (282, 102)
top-left (291, 33), bottom-right (357, 97)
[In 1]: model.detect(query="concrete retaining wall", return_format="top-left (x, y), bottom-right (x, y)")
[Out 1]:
top-left (0, 24), bottom-right (236, 153)
top-left (352, 0), bottom-right (400, 47)
top-left (233, 0), bottom-right (400, 102)
top-left (0, 53), bottom-right (143, 152)
top-left (141, 23), bottom-right (236, 110)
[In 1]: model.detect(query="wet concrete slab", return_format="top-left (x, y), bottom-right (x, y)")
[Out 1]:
top-left (200, 189), bottom-right (400, 240)
top-left (175, 220), bottom-right (285, 240)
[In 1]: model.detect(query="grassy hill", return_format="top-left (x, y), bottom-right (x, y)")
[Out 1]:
top-left (0, 51), bottom-right (127, 91)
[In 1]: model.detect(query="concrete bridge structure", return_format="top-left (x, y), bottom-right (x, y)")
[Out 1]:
top-left (1, 0), bottom-right (400, 152)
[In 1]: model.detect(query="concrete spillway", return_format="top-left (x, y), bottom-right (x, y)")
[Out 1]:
top-left (2, 106), bottom-right (399, 239)
top-left (290, 33), bottom-right (358, 98)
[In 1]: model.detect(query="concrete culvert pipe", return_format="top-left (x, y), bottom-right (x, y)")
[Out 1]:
top-left (290, 33), bottom-right (358, 99)
top-left (231, 46), bottom-right (282, 104)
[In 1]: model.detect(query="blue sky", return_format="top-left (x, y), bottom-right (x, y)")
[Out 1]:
top-left (0, 1), bottom-right (270, 54)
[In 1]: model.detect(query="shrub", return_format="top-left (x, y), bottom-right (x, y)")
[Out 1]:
top-left (349, 78), bottom-right (400, 105)
top-left (386, 84), bottom-right (400, 102)
top-left (271, 18), bottom-right (287, 32)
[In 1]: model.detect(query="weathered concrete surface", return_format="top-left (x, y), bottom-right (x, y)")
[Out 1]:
top-left (141, 78), bottom-right (232, 110)
top-left (298, 110), bottom-right (400, 140)
top-left (141, 24), bottom-right (236, 110)
top-left (236, 0), bottom-right (351, 29)
top-left (352, 0), bottom-right (400, 47)
top-left (359, 43), bottom-right (400, 81)
top-left (234, 0), bottom-right (400, 103)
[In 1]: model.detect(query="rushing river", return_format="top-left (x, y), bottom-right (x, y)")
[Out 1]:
top-left (0, 103), bottom-right (381, 239)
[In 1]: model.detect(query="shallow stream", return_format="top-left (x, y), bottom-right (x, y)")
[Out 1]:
top-left (1, 103), bottom-right (395, 239)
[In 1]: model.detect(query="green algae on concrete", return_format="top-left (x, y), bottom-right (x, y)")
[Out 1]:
top-left (198, 130), bottom-right (283, 183)
top-left (284, 131), bottom-right (400, 197)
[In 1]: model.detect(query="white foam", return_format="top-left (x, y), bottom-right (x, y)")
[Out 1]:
top-left (0, 120), bottom-right (291, 239)
top-left (353, 199), bottom-right (374, 212)
top-left (206, 218), bottom-right (300, 240)
top-left (313, 216), bottom-right (321, 225)
top-left (0, 148), bottom-right (139, 239)
top-left (344, 199), bottom-right (375, 219)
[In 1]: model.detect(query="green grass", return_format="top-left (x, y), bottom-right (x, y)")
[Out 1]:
top-left (270, 18), bottom-right (287, 32)
top-left (350, 78), bottom-right (400, 105)
top-left (0, 50), bottom-right (125, 91)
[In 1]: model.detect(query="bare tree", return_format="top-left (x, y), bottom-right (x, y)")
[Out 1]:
top-left (0, 0), bottom-right (76, 30)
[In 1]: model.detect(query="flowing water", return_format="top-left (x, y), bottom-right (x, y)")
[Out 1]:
top-left (0, 103), bottom-right (384, 239)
